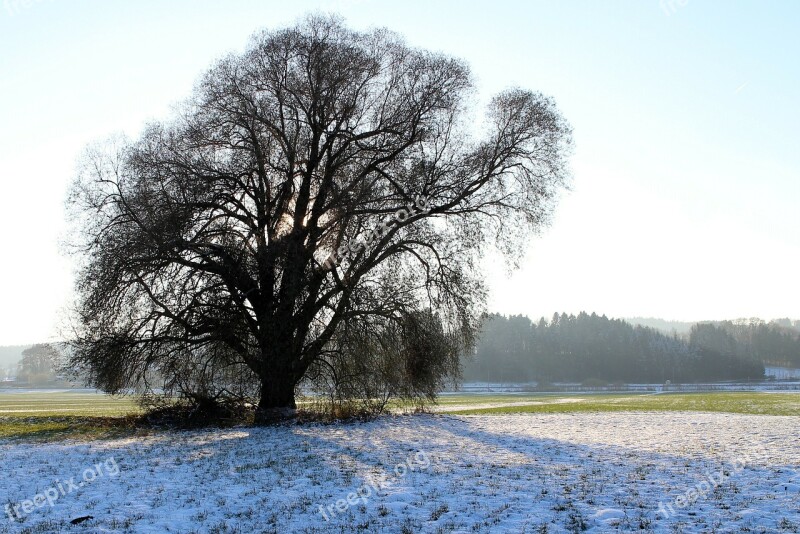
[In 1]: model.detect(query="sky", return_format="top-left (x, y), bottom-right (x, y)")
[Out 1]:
top-left (0, 0), bottom-right (798, 345)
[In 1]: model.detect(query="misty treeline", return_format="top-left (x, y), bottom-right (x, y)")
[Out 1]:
top-left (771, 318), bottom-right (800, 332)
top-left (14, 344), bottom-right (66, 385)
top-left (690, 319), bottom-right (800, 367)
top-left (463, 313), bottom-right (770, 384)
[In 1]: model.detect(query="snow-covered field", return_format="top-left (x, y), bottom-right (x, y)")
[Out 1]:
top-left (2, 413), bottom-right (799, 533)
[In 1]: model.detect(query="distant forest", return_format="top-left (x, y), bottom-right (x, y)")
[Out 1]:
top-left (462, 313), bottom-right (800, 384)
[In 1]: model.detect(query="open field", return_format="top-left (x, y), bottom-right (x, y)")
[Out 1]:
top-left (0, 391), bottom-right (140, 442)
top-left (2, 390), bottom-right (799, 441)
top-left (1, 412), bottom-right (799, 533)
top-left (0, 391), bottom-right (139, 417)
top-left (438, 392), bottom-right (800, 416)
top-left (2, 391), bottom-right (799, 532)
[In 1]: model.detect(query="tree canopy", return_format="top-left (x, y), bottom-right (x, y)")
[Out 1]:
top-left (67, 15), bottom-right (573, 420)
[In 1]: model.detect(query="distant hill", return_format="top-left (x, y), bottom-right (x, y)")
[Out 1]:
top-left (0, 345), bottom-right (31, 369)
top-left (626, 317), bottom-right (800, 337)
top-left (625, 317), bottom-right (696, 335)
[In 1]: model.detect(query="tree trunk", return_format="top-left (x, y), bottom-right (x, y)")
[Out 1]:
top-left (254, 373), bottom-right (297, 424)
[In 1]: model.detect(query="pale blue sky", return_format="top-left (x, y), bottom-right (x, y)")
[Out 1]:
top-left (0, 0), bottom-right (798, 344)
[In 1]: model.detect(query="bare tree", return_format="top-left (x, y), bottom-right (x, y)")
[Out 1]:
top-left (67, 14), bottom-right (572, 421)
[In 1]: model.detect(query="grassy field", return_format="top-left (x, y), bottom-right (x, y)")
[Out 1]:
top-left (0, 391), bottom-right (142, 442)
top-left (1, 390), bottom-right (798, 442)
top-left (0, 391), bottom-right (139, 417)
top-left (442, 391), bottom-right (800, 416)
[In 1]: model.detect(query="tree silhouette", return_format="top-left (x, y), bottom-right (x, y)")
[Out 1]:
top-left (67, 15), bottom-right (572, 420)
